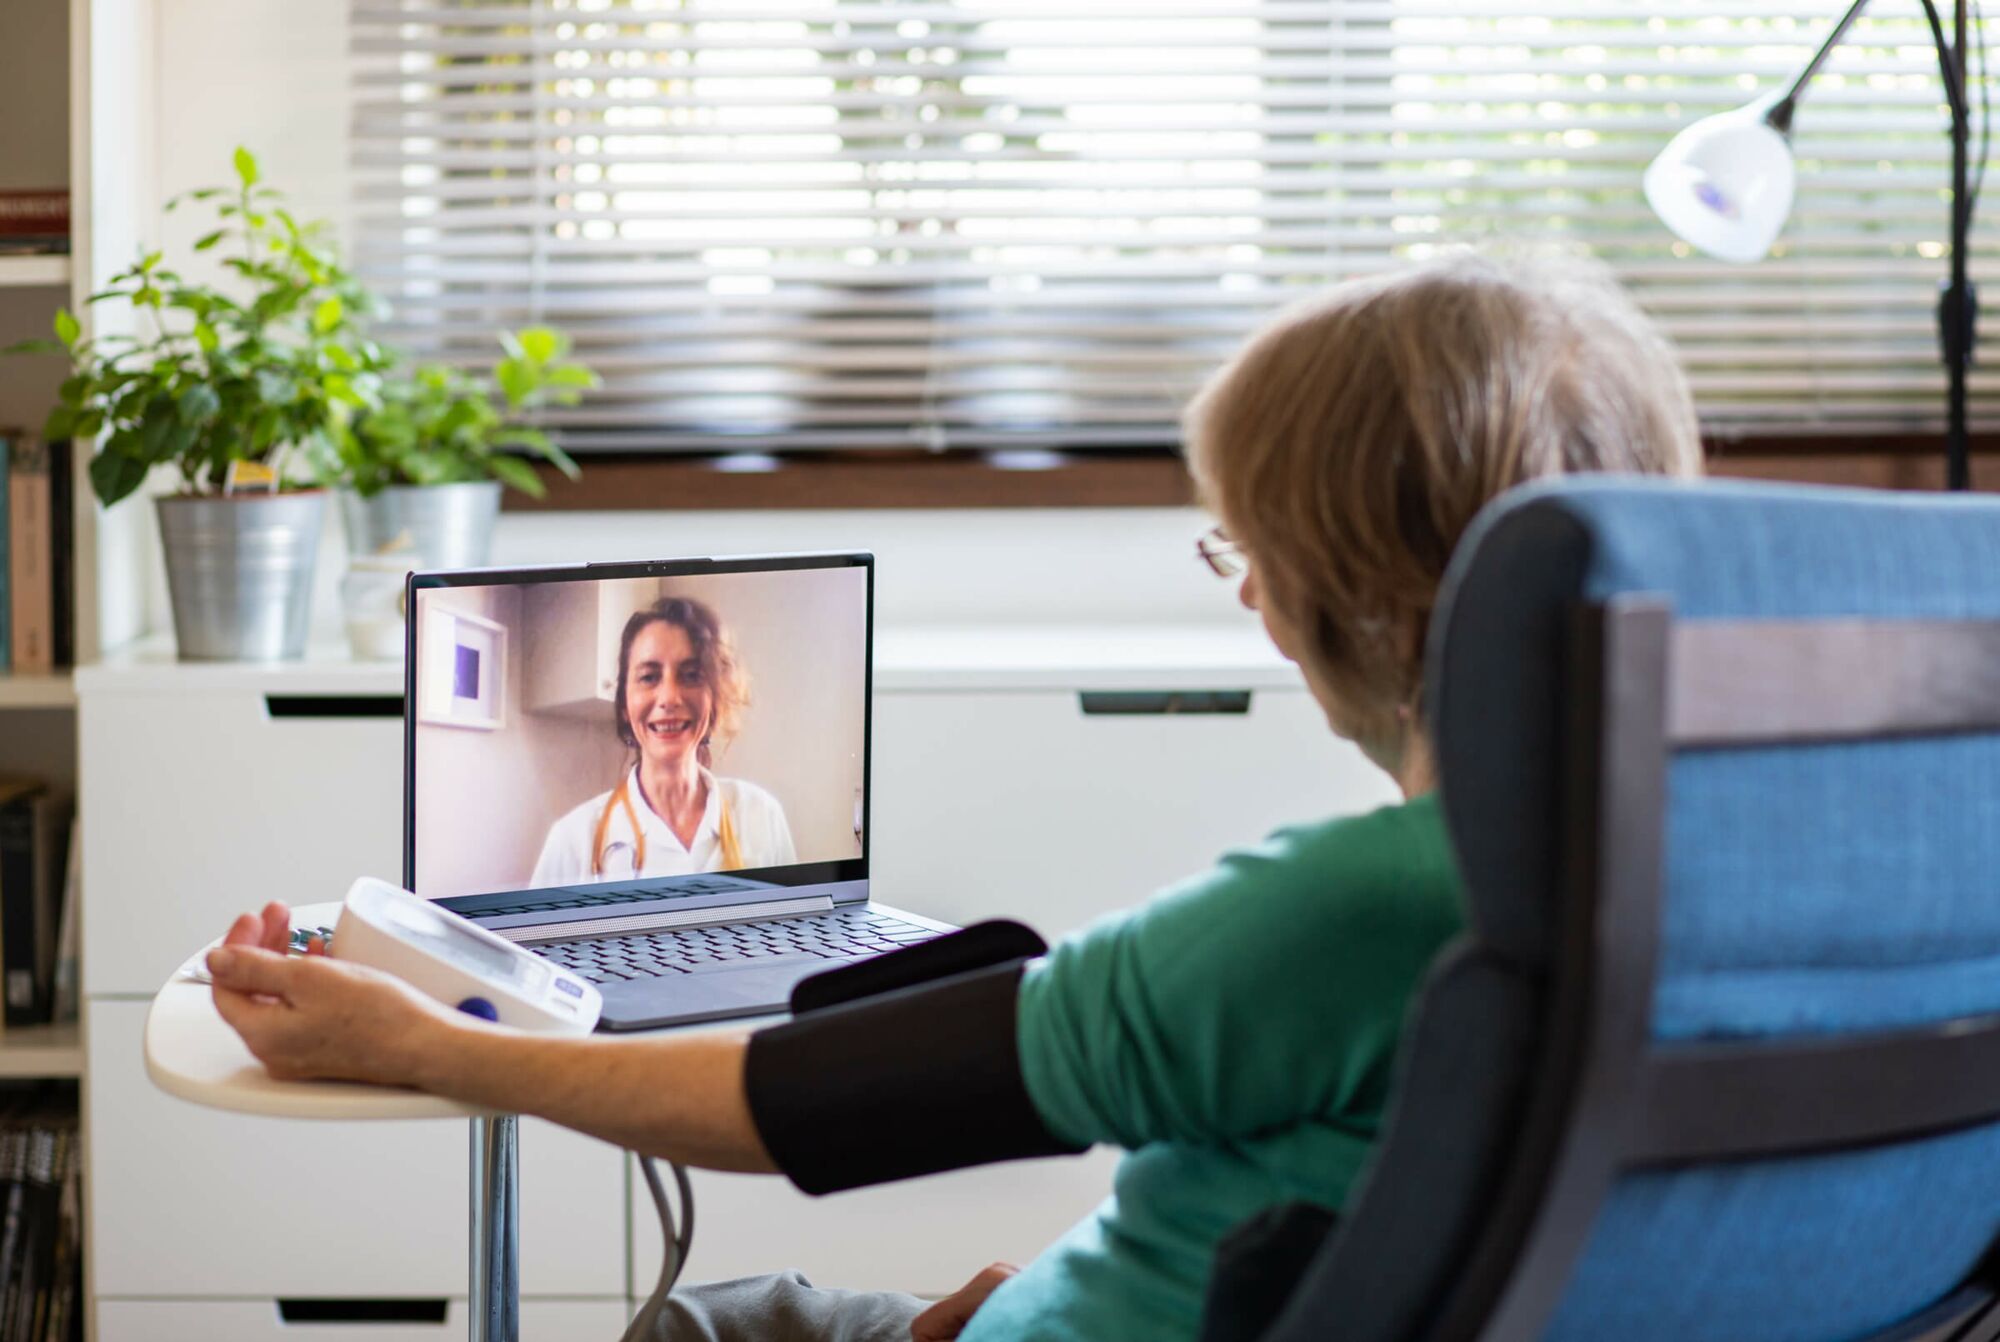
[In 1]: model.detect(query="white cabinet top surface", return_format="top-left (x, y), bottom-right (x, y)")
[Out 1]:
top-left (78, 625), bottom-right (1303, 695)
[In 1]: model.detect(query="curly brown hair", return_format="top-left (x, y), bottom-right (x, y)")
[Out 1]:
top-left (612, 596), bottom-right (751, 769)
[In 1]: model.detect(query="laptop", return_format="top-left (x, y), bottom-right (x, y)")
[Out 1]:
top-left (400, 551), bottom-right (954, 1030)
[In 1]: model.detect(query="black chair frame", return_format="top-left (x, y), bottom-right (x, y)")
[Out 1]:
top-left (1415, 596), bottom-right (2000, 1342)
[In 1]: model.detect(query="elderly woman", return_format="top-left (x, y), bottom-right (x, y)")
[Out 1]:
top-left (531, 596), bottom-right (796, 885)
top-left (205, 253), bottom-right (1702, 1342)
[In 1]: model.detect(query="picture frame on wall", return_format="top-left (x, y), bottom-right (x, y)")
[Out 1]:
top-left (419, 605), bottom-right (507, 731)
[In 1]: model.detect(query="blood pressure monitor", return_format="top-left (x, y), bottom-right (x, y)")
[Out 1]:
top-left (331, 878), bottom-right (602, 1034)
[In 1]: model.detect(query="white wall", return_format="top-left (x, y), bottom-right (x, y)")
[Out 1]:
top-left (129, 0), bottom-right (1253, 647)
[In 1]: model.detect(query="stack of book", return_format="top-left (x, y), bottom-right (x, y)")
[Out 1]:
top-left (2, 434), bottom-right (75, 674)
top-left (0, 782), bottom-right (75, 1030)
top-left (0, 192), bottom-right (68, 257)
top-left (0, 1095), bottom-right (81, 1342)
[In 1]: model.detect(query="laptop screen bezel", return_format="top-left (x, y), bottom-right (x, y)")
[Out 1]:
top-left (402, 551), bottom-right (875, 913)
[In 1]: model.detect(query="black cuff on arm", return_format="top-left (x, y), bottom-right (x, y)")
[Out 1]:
top-left (745, 960), bottom-right (1088, 1195)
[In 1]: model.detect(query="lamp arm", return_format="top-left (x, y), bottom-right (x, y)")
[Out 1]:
top-left (1766, 0), bottom-right (1970, 131)
top-left (1767, 0), bottom-right (1874, 133)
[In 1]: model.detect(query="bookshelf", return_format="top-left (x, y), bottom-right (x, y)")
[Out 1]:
top-left (0, 2), bottom-right (93, 1340)
top-left (0, 0), bottom-right (81, 1052)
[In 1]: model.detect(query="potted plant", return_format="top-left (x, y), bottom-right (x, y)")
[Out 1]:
top-left (26, 148), bottom-right (385, 661)
top-left (324, 327), bottom-right (593, 571)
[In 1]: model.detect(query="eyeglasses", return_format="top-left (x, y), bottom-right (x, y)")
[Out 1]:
top-left (1195, 525), bottom-right (1246, 578)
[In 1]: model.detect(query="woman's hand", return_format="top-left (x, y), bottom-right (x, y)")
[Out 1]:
top-left (208, 901), bottom-right (462, 1088)
top-left (910, 1263), bottom-right (1019, 1342)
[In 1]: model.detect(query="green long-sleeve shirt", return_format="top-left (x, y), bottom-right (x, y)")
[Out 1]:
top-left (962, 795), bottom-right (1463, 1342)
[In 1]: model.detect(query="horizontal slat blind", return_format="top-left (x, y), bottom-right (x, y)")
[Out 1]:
top-left (350, 1), bottom-right (2000, 453)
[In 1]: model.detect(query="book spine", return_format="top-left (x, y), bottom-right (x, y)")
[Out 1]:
top-left (0, 193), bottom-right (69, 238)
top-left (47, 824), bottom-right (77, 1026)
top-left (45, 441), bottom-right (70, 670)
top-left (28, 797), bottom-right (69, 1023)
top-left (0, 1121), bottom-right (30, 1334)
top-left (14, 1125), bottom-right (53, 1342)
top-left (0, 799), bottom-right (39, 1026)
top-left (0, 434), bottom-right (12, 670)
top-left (6, 440), bottom-right (51, 675)
top-left (39, 1126), bottom-right (76, 1342)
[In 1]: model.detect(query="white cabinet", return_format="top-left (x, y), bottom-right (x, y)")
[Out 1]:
top-left (521, 577), bottom-right (656, 717)
top-left (95, 1299), bottom-right (629, 1342)
top-left (77, 661), bottom-right (406, 997)
top-left (82, 627), bottom-right (1397, 1316)
top-left (634, 1152), bottom-right (1124, 1299)
top-left (88, 1001), bottom-right (625, 1299)
top-left (872, 685), bottom-right (1394, 937)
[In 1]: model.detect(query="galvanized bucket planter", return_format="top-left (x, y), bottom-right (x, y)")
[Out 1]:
top-left (337, 481), bottom-right (501, 571)
top-left (156, 492), bottom-right (326, 662)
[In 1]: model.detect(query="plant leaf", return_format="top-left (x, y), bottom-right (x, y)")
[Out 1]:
top-left (517, 327), bottom-right (560, 365)
top-left (53, 308), bottom-right (80, 348)
top-left (177, 382), bottom-right (221, 426)
top-left (546, 365), bottom-right (598, 390)
top-left (90, 443), bottom-right (149, 506)
top-left (233, 146), bottom-right (261, 188)
top-left (193, 229), bottom-right (227, 252)
top-left (312, 296), bottom-right (343, 335)
top-left (494, 358), bottom-right (535, 408)
top-left (484, 453), bottom-right (545, 497)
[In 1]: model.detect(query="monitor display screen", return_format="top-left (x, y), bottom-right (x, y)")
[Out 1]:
top-left (378, 894), bottom-right (549, 993)
top-left (408, 558), bottom-right (870, 905)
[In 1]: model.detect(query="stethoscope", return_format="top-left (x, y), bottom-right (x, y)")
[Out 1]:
top-left (591, 776), bottom-right (743, 876)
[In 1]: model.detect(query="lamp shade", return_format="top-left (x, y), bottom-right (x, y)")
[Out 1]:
top-left (1644, 99), bottom-right (1797, 263)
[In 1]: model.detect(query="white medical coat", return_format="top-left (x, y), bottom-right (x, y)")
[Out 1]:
top-left (529, 765), bottom-right (798, 887)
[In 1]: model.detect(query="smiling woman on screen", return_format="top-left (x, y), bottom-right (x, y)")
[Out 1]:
top-left (530, 596), bottom-right (797, 884)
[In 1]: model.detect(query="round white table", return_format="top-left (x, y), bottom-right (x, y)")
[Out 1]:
top-left (145, 902), bottom-right (524, 1342)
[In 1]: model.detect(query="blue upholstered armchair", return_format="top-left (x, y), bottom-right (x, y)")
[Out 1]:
top-left (1212, 479), bottom-right (2000, 1342)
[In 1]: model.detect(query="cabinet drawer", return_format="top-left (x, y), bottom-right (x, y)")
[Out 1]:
top-left (633, 1149), bottom-right (1122, 1298)
top-left (870, 687), bottom-right (1397, 935)
top-left (81, 690), bottom-right (405, 996)
top-left (88, 1002), bottom-right (624, 1298)
top-left (96, 1297), bottom-right (628, 1342)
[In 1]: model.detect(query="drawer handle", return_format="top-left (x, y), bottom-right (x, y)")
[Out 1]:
top-left (264, 695), bottom-right (406, 720)
top-left (276, 1299), bottom-right (449, 1325)
top-left (1078, 690), bottom-right (1253, 716)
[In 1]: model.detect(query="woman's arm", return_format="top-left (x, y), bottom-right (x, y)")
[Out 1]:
top-left (206, 904), bottom-right (776, 1172)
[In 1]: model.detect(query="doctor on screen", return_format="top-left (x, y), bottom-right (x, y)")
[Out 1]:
top-left (530, 596), bottom-right (796, 886)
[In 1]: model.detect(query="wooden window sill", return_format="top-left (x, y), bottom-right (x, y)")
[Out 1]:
top-left (501, 437), bottom-right (2000, 512)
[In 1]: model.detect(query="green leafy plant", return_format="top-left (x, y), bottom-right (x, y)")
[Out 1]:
top-left (17, 148), bottom-right (387, 505)
top-left (328, 327), bottom-right (593, 499)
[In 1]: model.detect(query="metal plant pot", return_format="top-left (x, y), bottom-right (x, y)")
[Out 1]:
top-left (156, 492), bottom-right (326, 662)
top-left (337, 481), bottom-right (502, 571)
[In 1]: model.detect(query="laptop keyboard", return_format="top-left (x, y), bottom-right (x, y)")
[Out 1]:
top-left (533, 907), bottom-right (941, 984)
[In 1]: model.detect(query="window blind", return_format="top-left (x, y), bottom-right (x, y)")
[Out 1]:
top-left (349, 1), bottom-right (1998, 454)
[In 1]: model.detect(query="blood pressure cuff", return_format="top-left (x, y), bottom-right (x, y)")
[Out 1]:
top-left (744, 937), bottom-right (1087, 1195)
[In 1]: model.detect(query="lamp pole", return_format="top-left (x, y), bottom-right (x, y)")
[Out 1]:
top-left (1756, 1), bottom-right (1976, 490)
top-left (1947, 0), bottom-right (1973, 491)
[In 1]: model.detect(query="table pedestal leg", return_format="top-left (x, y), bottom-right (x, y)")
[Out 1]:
top-left (469, 1115), bottom-right (520, 1342)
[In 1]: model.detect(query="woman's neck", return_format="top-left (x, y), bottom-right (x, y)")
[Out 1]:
top-left (636, 755), bottom-right (706, 827)
top-left (1362, 725), bottom-right (1436, 801)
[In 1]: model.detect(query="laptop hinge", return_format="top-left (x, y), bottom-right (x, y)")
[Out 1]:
top-left (499, 895), bottom-right (837, 945)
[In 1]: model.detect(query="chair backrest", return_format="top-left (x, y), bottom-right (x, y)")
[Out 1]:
top-left (1249, 478), bottom-right (2000, 1342)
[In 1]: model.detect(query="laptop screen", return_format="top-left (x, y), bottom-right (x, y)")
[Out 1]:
top-left (404, 554), bottom-right (872, 915)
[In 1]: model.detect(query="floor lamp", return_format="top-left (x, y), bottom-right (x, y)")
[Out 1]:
top-left (1644, 1), bottom-right (1980, 490)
